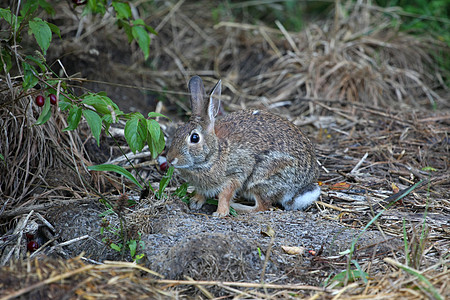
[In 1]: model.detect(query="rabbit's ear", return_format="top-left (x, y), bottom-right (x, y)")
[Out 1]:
top-left (203, 79), bottom-right (221, 132)
top-left (188, 76), bottom-right (206, 117)
top-left (209, 79), bottom-right (222, 119)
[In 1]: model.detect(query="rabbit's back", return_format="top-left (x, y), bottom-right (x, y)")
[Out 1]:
top-left (215, 109), bottom-right (315, 160)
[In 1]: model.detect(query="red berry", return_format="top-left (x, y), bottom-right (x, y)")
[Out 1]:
top-left (49, 94), bottom-right (57, 105)
top-left (35, 95), bottom-right (45, 107)
top-left (160, 161), bottom-right (169, 171)
top-left (27, 241), bottom-right (39, 252)
top-left (25, 233), bottom-right (34, 240)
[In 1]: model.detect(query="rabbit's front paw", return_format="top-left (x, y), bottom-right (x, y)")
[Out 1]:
top-left (212, 210), bottom-right (229, 217)
top-left (189, 194), bottom-right (206, 210)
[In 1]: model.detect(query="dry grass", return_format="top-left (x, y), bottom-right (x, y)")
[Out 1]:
top-left (0, 0), bottom-right (449, 299)
top-left (0, 91), bottom-right (89, 206)
top-left (0, 255), bottom-right (447, 299)
top-left (135, 0), bottom-right (448, 110)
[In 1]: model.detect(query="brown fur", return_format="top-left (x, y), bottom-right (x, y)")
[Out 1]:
top-left (166, 76), bottom-right (319, 217)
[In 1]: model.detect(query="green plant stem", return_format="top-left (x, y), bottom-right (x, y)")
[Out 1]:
top-left (402, 218), bottom-right (410, 266)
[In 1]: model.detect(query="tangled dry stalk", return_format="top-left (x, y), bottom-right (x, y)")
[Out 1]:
top-left (0, 94), bottom-right (90, 206)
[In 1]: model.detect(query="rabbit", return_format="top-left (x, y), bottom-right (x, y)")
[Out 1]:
top-left (166, 75), bottom-right (320, 217)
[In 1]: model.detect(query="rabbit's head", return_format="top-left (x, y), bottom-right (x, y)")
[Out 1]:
top-left (167, 76), bottom-right (222, 171)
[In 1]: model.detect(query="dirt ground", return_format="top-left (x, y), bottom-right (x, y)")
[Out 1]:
top-left (1, 1), bottom-right (449, 299)
top-left (46, 197), bottom-right (400, 286)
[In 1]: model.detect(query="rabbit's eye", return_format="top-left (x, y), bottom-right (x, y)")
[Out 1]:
top-left (190, 133), bottom-right (200, 143)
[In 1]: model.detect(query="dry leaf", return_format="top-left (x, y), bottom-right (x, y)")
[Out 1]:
top-left (331, 182), bottom-right (351, 190)
top-left (391, 182), bottom-right (400, 193)
top-left (261, 225), bottom-right (275, 237)
top-left (281, 246), bottom-right (305, 255)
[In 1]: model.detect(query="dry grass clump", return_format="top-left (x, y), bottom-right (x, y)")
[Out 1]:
top-left (0, 256), bottom-right (170, 300)
top-left (333, 259), bottom-right (449, 299)
top-left (0, 255), bottom-right (447, 299)
top-left (217, 2), bottom-right (447, 109)
top-left (0, 90), bottom-right (89, 208)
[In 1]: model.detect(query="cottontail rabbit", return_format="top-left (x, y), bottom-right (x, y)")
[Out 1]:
top-left (167, 76), bottom-right (320, 217)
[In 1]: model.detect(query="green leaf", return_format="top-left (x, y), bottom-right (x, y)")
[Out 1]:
top-left (35, 98), bottom-right (52, 125)
top-left (82, 109), bottom-right (102, 146)
top-left (112, 2), bottom-right (131, 19)
top-left (148, 127), bottom-right (165, 159)
top-left (22, 62), bottom-right (38, 90)
top-left (132, 20), bottom-right (157, 35)
top-left (330, 269), bottom-right (369, 286)
top-left (47, 22), bottom-right (61, 39)
top-left (1, 49), bottom-right (12, 73)
top-left (133, 252), bottom-right (145, 263)
top-left (63, 106), bottom-right (82, 131)
top-left (99, 208), bottom-right (114, 217)
top-left (257, 247), bottom-right (262, 258)
top-left (128, 239), bottom-right (137, 257)
top-left (133, 19), bottom-right (145, 26)
top-left (156, 166), bottom-right (174, 198)
top-left (124, 118), bottom-right (147, 153)
top-left (88, 164), bottom-right (143, 189)
top-left (124, 118), bottom-right (140, 153)
top-left (25, 55), bottom-right (46, 72)
top-left (82, 93), bottom-right (119, 115)
top-left (124, 112), bottom-right (145, 120)
top-left (85, 0), bottom-right (106, 15)
top-left (156, 128), bottom-right (165, 153)
top-left (110, 243), bottom-right (122, 252)
top-left (0, 8), bottom-right (19, 28)
top-left (147, 119), bottom-right (160, 142)
top-left (174, 182), bottom-right (189, 198)
top-left (37, 0), bottom-right (55, 15)
top-left (20, 1), bottom-right (39, 18)
top-left (59, 96), bottom-right (72, 111)
top-left (421, 166), bottom-right (437, 172)
top-left (101, 115), bottom-right (112, 131)
top-left (0, 153), bottom-right (5, 161)
top-left (351, 260), bottom-right (368, 284)
top-left (131, 25), bottom-right (150, 60)
top-left (148, 112), bottom-right (170, 120)
top-left (145, 24), bottom-right (158, 35)
top-left (118, 20), bottom-right (133, 43)
top-left (28, 18), bottom-right (52, 55)
top-left (102, 109), bottom-right (123, 125)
